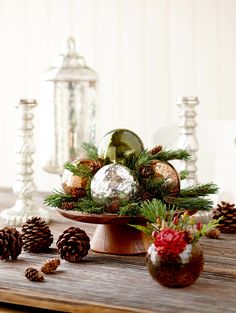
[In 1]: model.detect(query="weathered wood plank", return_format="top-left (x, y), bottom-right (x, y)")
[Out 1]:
top-left (0, 188), bottom-right (236, 313)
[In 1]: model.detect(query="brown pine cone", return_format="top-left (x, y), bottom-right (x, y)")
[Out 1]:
top-left (41, 258), bottom-right (60, 274)
top-left (140, 191), bottom-right (153, 201)
top-left (56, 227), bottom-right (90, 263)
top-left (140, 166), bottom-right (153, 178)
top-left (22, 217), bottom-right (53, 252)
top-left (106, 200), bottom-right (120, 213)
top-left (213, 201), bottom-right (236, 233)
top-left (60, 201), bottom-right (77, 211)
top-left (25, 268), bottom-right (44, 282)
top-left (69, 187), bottom-right (86, 198)
top-left (0, 227), bottom-right (22, 261)
top-left (206, 228), bottom-right (221, 239)
top-left (89, 159), bottom-right (104, 173)
top-left (149, 145), bottom-right (163, 155)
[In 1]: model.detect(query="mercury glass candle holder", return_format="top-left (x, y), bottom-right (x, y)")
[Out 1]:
top-left (176, 96), bottom-right (199, 187)
top-left (0, 99), bottom-right (50, 226)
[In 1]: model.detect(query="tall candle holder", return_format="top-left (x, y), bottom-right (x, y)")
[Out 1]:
top-left (176, 96), bottom-right (199, 187)
top-left (0, 99), bottom-right (50, 226)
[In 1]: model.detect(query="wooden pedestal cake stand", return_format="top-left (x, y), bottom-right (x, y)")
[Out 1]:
top-left (57, 209), bottom-right (149, 255)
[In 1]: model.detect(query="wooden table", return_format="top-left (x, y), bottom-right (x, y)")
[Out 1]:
top-left (0, 188), bottom-right (236, 313)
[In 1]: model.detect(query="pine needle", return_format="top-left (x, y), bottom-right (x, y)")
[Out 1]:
top-left (140, 199), bottom-right (169, 223)
top-left (153, 149), bottom-right (191, 161)
top-left (164, 196), bottom-right (213, 210)
top-left (44, 190), bottom-right (76, 208)
top-left (179, 183), bottom-right (218, 197)
top-left (81, 142), bottom-right (98, 160)
top-left (64, 162), bottom-right (93, 178)
top-left (74, 197), bottom-right (105, 214)
top-left (179, 170), bottom-right (189, 180)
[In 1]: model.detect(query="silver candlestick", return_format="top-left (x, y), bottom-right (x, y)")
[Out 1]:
top-left (176, 96), bottom-right (199, 187)
top-left (0, 99), bottom-right (50, 226)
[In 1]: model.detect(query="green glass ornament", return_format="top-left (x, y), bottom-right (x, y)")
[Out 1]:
top-left (97, 129), bottom-right (144, 164)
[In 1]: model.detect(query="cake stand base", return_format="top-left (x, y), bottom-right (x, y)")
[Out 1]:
top-left (91, 224), bottom-right (149, 255)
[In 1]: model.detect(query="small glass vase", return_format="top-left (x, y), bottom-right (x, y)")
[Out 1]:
top-left (146, 242), bottom-right (204, 288)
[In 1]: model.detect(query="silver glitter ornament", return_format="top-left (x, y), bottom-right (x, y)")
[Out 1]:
top-left (91, 164), bottom-right (139, 205)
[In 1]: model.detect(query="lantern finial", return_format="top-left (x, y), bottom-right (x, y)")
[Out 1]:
top-left (67, 37), bottom-right (76, 56)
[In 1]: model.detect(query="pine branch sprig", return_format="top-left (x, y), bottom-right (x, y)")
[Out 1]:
top-left (124, 149), bottom-right (151, 170)
top-left (164, 196), bottom-right (213, 211)
top-left (118, 202), bottom-right (141, 217)
top-left (44, 190), bottom-right (76, 208)
top-left (139, 199), bottom-right (170, 223)
top-left (179, 170), bottom-right (189, 180)
top-left (179, 183), bottom-right (218, 197)
top-left (124, 148), bottom-right (190, 170)
top-left (152, 149), bottom-right (191, 162)
top-left (64, 162), bottom-right (93, 178)
top-left (74, 197), bottom-right (105, 214)
top-left (81, 142), bottom-right (98, 160)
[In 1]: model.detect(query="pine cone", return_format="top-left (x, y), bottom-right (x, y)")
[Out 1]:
top-left (106, 200), bottom-right (120, 213)
top-left (206, 228), bottom-right (221, 239)
top-left (213, 201), bottom-right (236, 233)
top-left (140, 166), bottom-right (153, 178)
top-left (69, 187), bottom-right (86, 198)
top-left (149, 145), bottom-right (163, 155)
top-left (56, 227), bottom-right (90, 263)
top-left (90, 159), bottom-right (104, 173)
top-left (41, 258), bottom-right (60, 274)
top-left (0, 227), bottom-right (22, 261)
top-left (60, 201), bottom-right (77, 210)
top-left (25, 268), bottom-right (44, 282)
top-left (140, 191), bottom-right (153, 201)
top-left (22, 217), bottom-right (53, 252)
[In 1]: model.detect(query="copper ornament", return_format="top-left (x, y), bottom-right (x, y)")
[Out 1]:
top-left (150, 160), bottom-right (180, 196)
top-left (61, 159), bottom-right (101, 197)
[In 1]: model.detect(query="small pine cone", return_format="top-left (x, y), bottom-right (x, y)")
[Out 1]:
top-left (206, 228), bottom-right (221, 239)
top-left (106, 200), bottom-right (120, 213)
top-left (213, 201), bottom-right (236, 233)
top-left (140, 166), bottom-right (153, 178)
top-left (140, 191), bottom-right (153, 201)
top-left (56, 227), bottom-right (90, 263)
top-left (41, 258), bottom-right (60, 274)
top-left (0, 228), bottom-right (11, 260)
top-left (0, 227), bottom-right (22, 261)
top-left (22, 217), bottom-right (53, 252)
top-left (149, 145), bottom-right (163, 155)
top-left (25, 268), bottom-right (44, 282)
top-left (69, 187), bottom-right (86, 198)
top-left (90, 159), bottom-right (104, 173)
top-left (60, 201), bottom-right (77, 210)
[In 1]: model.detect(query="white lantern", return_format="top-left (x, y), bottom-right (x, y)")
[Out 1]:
top-left (41, 37), bottom-right (98, 175)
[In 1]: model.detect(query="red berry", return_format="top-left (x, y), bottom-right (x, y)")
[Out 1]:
top-left (152, 230), bottom-right (158, 238)
top-left (196, 222), bottom-right (203, 231)
top-left (173, 216), bottom-right (179, 225)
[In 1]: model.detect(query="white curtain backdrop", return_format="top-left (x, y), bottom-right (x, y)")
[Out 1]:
top-left (0, 0), bottom-right (236, 195)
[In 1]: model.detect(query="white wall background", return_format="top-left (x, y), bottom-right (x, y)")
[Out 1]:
top-left (0, 0), bottom-right (236, 199)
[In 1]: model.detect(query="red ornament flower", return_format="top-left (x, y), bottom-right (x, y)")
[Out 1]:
top-left (154, 228), bottom-right (187, 257)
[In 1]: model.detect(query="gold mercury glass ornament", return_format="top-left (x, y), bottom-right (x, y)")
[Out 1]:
top-left (41, 37), bottom-right (99, 175)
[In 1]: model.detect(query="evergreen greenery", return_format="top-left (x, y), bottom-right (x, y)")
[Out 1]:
top-left (80, 143), bottom-right (98, 160)
top-left (44, 142), bottom-right (218, 217)
top-left (179, 183), bottom-right (218, 197)
top-left (64, 162), bottom-right (93, 178)
top-left (44, 190), bottom-right (76, 208)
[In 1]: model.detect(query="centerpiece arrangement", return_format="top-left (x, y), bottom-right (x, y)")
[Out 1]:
top-left (45, 129), bottom-right (218, 254)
